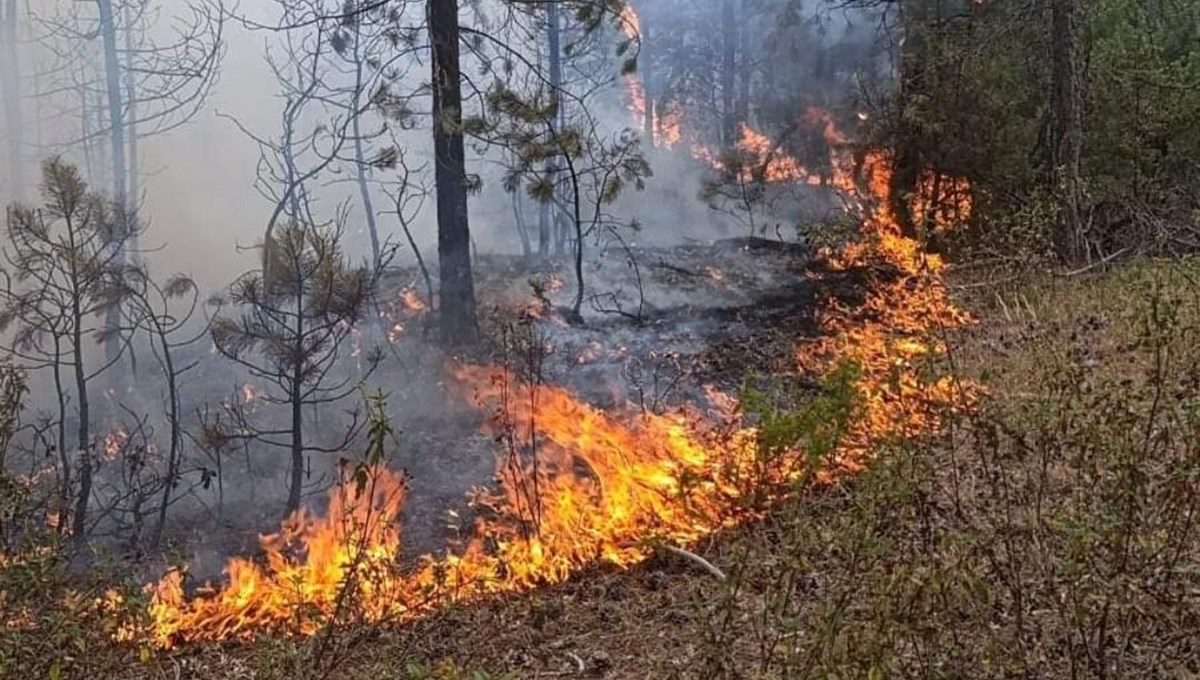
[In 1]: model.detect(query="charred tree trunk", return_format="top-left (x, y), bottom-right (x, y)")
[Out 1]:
top-left (1051, 0), bottom-right (1085, 263)
top-left (151, 331), bottom-right (180, 548)
top-left (287, 375), bottom-right (303, 516)
top-left (429, 0), bottom-right (476, 343)
top-left (1, 0), bottom-right (22, 200)
top-left (720, 0), bottom-right (736, 147)
top-left (70, 274), bottom-right (91, 542)
top-left (537, 190), bottom-right (551, 256)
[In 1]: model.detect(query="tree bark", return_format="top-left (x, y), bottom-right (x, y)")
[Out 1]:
top-left (151, 331), bottom-right (180, 547)
top-left (124, 4), bottom-right (139, 243)
top-left (429, 0), bottom-right (476, 343)
top-left (1, 0), bottom-right (22, 200)
top-left (720, 0), bottom-right (736, 147)
top-left (642, 19), bottom-right (654, 139)
top-left (351, 26), bottom-right (381, 271)
top-left (736, 0), bottom-right (750, 126)
top-left (69, 239), bottom-right (91, 542)
top-left (288, 376), bottom-right (303, 516)
top-left (889, 1), bottom-right (926, 241)
top-left (1051, 0), bottom-right (1085, 263)
top-left (537, 0), bottom-right (563, 257)
top-left (98, 0), bottom-right (127, 375)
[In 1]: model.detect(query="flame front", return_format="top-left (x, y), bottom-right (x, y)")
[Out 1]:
top-left (143, 113), bottom-right (976, 648)
top-left (148, 466), bottom-right (409, 644)
top-left (618, 5), bottom-right (681, 149)
top-left (104, 428), bottom-right (129, 461)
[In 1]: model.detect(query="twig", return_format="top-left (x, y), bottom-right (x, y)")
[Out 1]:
top-left (950, 274), bottom-right (1022, 291)
top-left (566, 651), bottom-right (586, 674)
top-left (661, 544), bottom-right (727, 581)
top-left (1053, 246), bottom-right (1130, 278)
top-left (651, 259), bottom-right (700, 277)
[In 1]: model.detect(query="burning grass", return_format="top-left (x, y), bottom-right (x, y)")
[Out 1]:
top-left (113, 257), bottom-right (1200, 680)
top-left (12, 149), bottom-right (1200, 679)
top-left (129, 130), bottom-right (976, 651)
top-left (4, 101), bottom-right (981, 675)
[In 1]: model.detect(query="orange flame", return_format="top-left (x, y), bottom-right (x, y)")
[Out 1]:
top-left (693, 116), bottom-right (829, 186)
top-left (618, 5), bottom-right (680, 149)
top-left (141, 112), bottom-right (977, 649)
top-left (241, 383), bottom-right (260, 404)
top-left (400, 289), bottom-right (427, 313)
top-left (148, 466), bottom-right (410, 644)
top-left (104, 429), bottom-right (129, 461)
top-left (378, 287), bottom-right (428, 344)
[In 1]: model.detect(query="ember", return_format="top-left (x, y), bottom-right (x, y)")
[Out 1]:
top-left (103, 429), bottom-right (129, 461)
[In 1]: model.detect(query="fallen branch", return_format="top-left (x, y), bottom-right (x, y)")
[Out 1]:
top-left (651, 260), bottom-right (700, 277)
top-left (1053, 246), bottom-right (1131, 278)
top-left (661, 544), bottom-right (727, 581)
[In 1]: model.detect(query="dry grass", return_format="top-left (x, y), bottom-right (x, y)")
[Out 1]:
top-left (12, 258), bottom-right (1200, 679)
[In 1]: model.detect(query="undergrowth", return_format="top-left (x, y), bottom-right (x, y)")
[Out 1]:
top-left (686, 258), bottom-right (1200, 678)
top-left (10, 260), bottom-right (1200, 679)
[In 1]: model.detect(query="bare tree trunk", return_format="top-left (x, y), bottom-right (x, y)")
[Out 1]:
top-left (1051, 0), bottom-right (1085, 263)
top-left (151, 334), bottom-right (180, 547)
top-left (71, 286), bottom-right (91, 541)
top-left (351, 27), bottom-right (381, 271)
top-left (736, 0), bottom-right (750, 126)
top-left (537, 197), bottom-right (550, 256)
top-left (512, 185), bottom-right (532, 257)
top-left (98, 0), bottom-right (127, 375)
top-left (642, 19), bottom-right (654, 140)
top-left (565, 153), bottom-right (584, 323)
top-left (889, 2), bottom-right (924, 241)
top-left (52, 341), bottom-right (70, 534)
top-left (288, 377), bottom-right (303, 516)
top-left (720, 0), bottom-right (736, 147)
top-left (124, 3), bottom-right (138, 234)
top-left (429, 0), bottom-right (476, 343)
top-left (1, 0), bottom-right (22, 200)
top-left (353, 123), bottom-right (380, 264)
top-left (539, 0), bottom-right (563, 257)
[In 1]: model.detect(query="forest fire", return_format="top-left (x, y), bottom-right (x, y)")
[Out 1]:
top-left (381, 287), bottom-right (429, 343)
top-left (148, 465), bottom-right (411, 643)
top-left (138, 112), bottom-right (976, 648)
top-left (617, 5), bottom-right (679, 148)
top-left (400, 288), bottom-right (427, 313)
top-left (103, 429), bottom-right (129, 461)
top-left (692, 122), bottom-right (825, 184)
top-left (240, 383), bottom-right (260, 405)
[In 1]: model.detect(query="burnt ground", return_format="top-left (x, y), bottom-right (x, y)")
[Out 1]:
top-left (110, 233), bottom-right (914, 680)
top-left (375, 237), bottom-right (853, 559)
top-left (139, 236), bottom-right (863, 584)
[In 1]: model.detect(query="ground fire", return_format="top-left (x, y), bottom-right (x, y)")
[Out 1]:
top-left (139, 111), bottom-right (976, 648)
top-left (4, 1), bottom-right (1195, 676)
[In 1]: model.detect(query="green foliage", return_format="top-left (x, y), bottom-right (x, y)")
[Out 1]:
top-left (0, 541), bottom-right (146, 678)
top-left (863, 0), bottom-right (1200, 259)
top-left (743, 362), bottom-right (860, 463)
top-left (684, 262), bottom-right (1200, 678)
top-left (0, 361), bottom-right (145, 679)
top-left (738, 362), bottom-right (861, 494)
